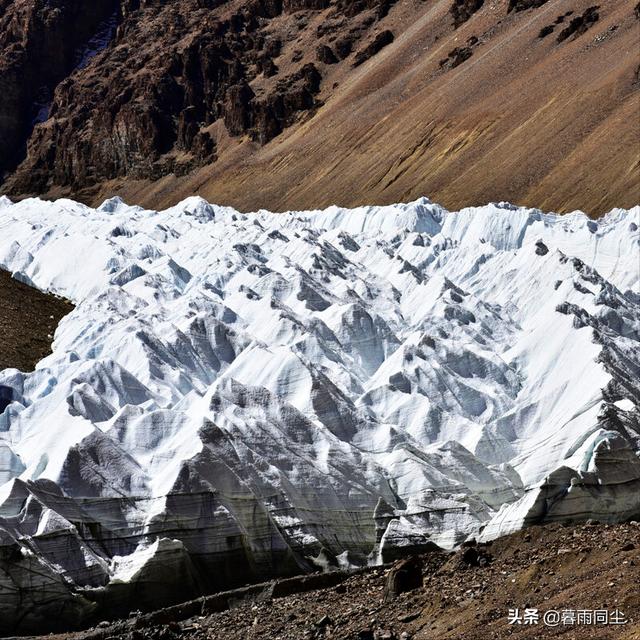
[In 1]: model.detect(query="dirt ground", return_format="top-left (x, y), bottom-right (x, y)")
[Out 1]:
top-left (0, 268), bottom-right (74, 372)
top-left (19, 522), bottom-right (640, 640)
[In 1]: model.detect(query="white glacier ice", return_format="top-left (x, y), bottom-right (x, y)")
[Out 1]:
top-left (0, 194), bottom-right (638, 633)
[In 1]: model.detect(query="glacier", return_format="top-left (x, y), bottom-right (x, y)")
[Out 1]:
top-left (0, 194), bottom-right (638, 633)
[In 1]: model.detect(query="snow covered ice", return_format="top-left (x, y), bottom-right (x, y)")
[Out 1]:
top-left (0, 194), bottom-right (638, 632)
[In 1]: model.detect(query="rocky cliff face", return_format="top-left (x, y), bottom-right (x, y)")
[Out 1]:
top-left (1, 0), bottom-right (399, 193)
top-left (0, 0), bottom-right (638, 212)
top-left (0, 0), bottom-right (121, 177)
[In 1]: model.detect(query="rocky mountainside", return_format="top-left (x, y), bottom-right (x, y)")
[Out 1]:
top-left (1, 0), bottom-right (639, 213)
top-left (0, 0), bottom-right (120, 176)
top-left (0, 195), bottom-right (638, 634)
top-left (0, 268), bottom-right (73, 372)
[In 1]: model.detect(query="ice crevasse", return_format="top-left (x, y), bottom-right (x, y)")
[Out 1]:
top-left (0, 194), bottom-right (638, 633)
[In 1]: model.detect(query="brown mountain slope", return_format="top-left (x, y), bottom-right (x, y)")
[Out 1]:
top-left (2, 0), bottom-right (639, 214)
top-left (0, 269), bottom-right (73, 373)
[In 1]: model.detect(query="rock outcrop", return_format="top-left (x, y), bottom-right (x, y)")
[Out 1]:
top-left (450, 0), bottom-right (484, 28)
top-left (0, 0), bottom-right (119, 177)
top-left (0, 0), bottom-right (397, 193)
top-left (352, 29), bottom-right (394, 67)
top-left (556, 5), bottom-right (600, 42)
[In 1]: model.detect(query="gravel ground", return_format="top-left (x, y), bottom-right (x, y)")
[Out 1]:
top-left (0, 268), bottom-right (73, 372)
top-left (22, 522), bottom-right (640, 640)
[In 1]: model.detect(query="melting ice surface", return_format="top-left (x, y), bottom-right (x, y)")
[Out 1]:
top-left (0, 194), bottom-right (638, 632)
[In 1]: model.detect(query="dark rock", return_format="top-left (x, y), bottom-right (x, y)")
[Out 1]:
top-left (0, 0), bottom-right (119, 176)
top-left (440, 45), bottom-right (474, 69)
top-left (176, 106), bottom-right (199, 149)
top-left (192, 131), bottom-right (217, 163)
top-left (508, 0), bottom-right (549, 12)
top-left (555, 11), bottom-right (574, 24)
top-left (251, 62), bottom-right (323, 143)
top-left (450, 0), bottom-right (484, 29)
top-left (334, 35), bottom-right (355, 59)
top-left (459, 545), bottom-right (493, 567)
top-left (224, 82), bottom-right (256, 136)
top-left (383, 556), bottom-right (423, 602)
top-left (538, 24), bottom-right (554, 38)
top-left (315, 614), bottom-right (333, 627)
top-left (264, 37), bottom-right (282, 58)
top-left (461, 547), bottom-right (479, 566)
top-left (557, 6), bottom-right (600, 43)
top-left (317, 44), bottom-right (339, 64)
top-left (262, 58), bottom-right (279, 77)
top-left (353, 30), bottom-right (394, 67)
top-left (268, 229), bottom-right (290, 242)
top-left (535, 240), bottom-right (549, 255)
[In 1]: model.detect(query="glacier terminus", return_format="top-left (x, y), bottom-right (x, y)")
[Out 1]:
top-left (0, 195), bottom-right (638, 633)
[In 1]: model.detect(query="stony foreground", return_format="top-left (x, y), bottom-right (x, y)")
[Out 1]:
top-left (18, 522), bottom-right (640, 640)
